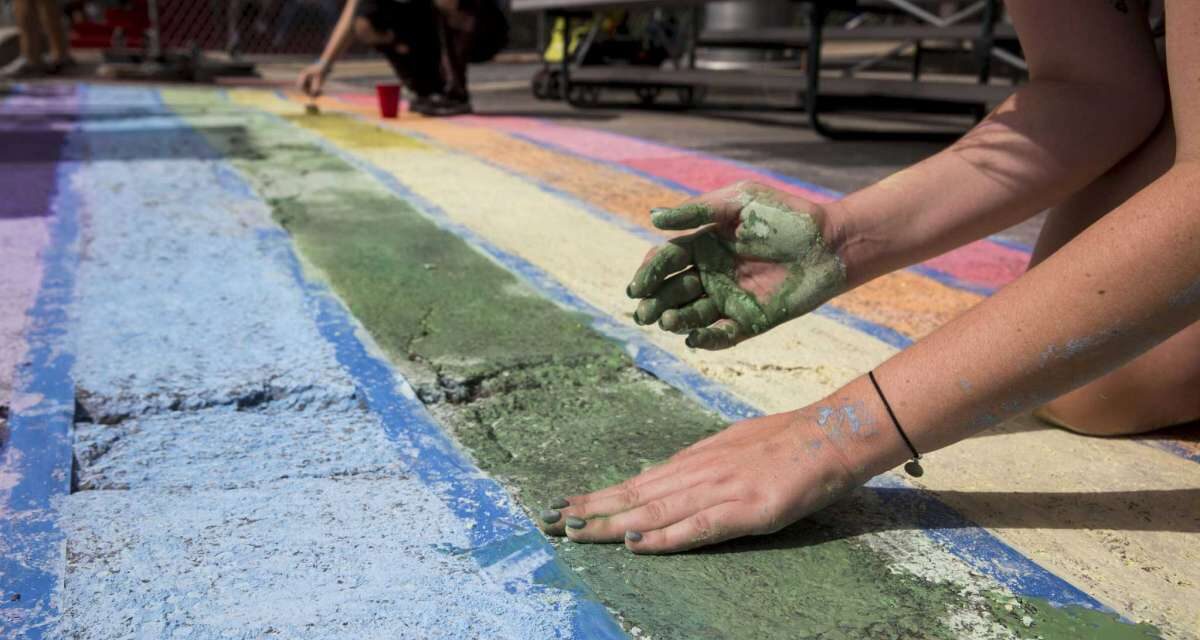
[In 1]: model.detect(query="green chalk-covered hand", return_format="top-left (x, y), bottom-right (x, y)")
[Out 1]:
top-left (536, 404), bottom-right (876, 553)
top-left (627, 182), bottom-right (847, 350)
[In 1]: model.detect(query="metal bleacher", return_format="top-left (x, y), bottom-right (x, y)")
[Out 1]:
top-left (511, 0), bottom-right (1026, 139)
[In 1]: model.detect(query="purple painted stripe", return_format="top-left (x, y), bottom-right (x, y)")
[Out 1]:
top-left (0, 85), bottom-right (74, 220)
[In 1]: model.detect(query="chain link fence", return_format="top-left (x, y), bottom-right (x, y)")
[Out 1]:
top-left (159, 0), bottom-right (343, 58)
top-left (42, 0), bottom-right (363, 60)
top-left (58, 0), bottom-right (528, 60)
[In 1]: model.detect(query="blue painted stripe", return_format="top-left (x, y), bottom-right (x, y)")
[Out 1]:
top-left (0, 88), bottom-right (84, 637)
top-left (814, 305), bottom-right (913, 350)
top-left (865, 474), bottom-right (1104, 609)
top-left (249, 96), bottom-right (1110, 611)
top-left (1136, 439), bottom-right (1200, 464)
top-left (909, 264), bottom-right (999, 297)
top-left (986, 234), bottom-right (1035, 254)
top-left (170, 89), bottom-right (626, 639)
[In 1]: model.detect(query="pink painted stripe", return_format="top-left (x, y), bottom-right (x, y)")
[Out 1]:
top-left (466, 115), bottom-right (1029, 291)
top-left (923, 243), bottom-right (1029, 290)
top-left (459, 115), bottom-right (671, 162)
top-left (332, 92), bottom-right (411, 115)
top-left (467, 116), bottom-right (840, 203)
top-left (333, 92), bottom-right (378, 109)
top-left (624, 156), bottom-right (837, 203)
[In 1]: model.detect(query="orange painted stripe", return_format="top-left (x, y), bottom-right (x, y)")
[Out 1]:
top-left (287, 90), bottom-right (985, 342)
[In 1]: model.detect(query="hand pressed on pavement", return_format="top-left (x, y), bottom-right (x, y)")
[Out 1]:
top-left (627, 182), bottom-right (847, 350)
top-left (537, 405), bottom-right (886, 554)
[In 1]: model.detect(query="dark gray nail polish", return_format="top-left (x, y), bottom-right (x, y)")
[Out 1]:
top-left (625, 531), bottom-right (643, 543)
top-left (626, 284), bottom-right (635, 298)
top-left (540, 509), bottom-right (561, 524)
top-left (685, 333), bottom-right (697, 348)
top-left (565, 516), bottom-right (586, 529)
top-left (549, 497), bottom-right (569, 509)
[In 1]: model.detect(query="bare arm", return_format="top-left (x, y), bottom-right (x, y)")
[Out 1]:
top-left (623, 2), bottom-right (1168, 350)
top-left (317, 0), bottom-right (362, 70)
top-left (297, 0), bottom-right (362, 96)
top-left (546, 0), bottom-right (1200, 553)
top-left (830, 0), bottom-right (1200, 483)
top-left (832, 0), bottom-right (1166, 286)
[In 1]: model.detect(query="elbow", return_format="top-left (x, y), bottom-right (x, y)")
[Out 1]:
top-left (1118, 79), bottom-right (1168, 149)
top-left (1080, 76), bottom-right (1167, 159)
top-left (1028, 72), bottom-right (1168, 157)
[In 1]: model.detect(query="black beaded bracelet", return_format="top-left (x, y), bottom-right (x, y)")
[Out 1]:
top-left (867, 370), bottom-right (924, 478)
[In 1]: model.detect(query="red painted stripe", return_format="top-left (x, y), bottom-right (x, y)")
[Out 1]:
top-left (470, 115), bottom-right (1026, 291)
top-left (923, 243), bottom-right (1029, 290)
top-left (623, 156), bottom-right (837, 203)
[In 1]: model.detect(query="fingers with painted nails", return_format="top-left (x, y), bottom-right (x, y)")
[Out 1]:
top-left (627, 181), bottom-right (848, 350)
top-left (537, 409), bottom-right (866, 554)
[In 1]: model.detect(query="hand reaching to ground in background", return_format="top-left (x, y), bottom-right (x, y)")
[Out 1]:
top-left (627, 182), bottom-right (848, 350)
top-left (297, 63), bottom-right (331, 97)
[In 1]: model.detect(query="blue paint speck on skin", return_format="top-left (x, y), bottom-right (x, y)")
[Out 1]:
top-left (842, 402), bottom-right (864, 433)
top-left (817, 406), bottom-right (835, 426)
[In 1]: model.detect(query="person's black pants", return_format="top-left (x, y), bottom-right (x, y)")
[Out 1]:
top-left (359, 0), bottom-right (508, 100)
top-left (359, 0), bottom-right (445, 97)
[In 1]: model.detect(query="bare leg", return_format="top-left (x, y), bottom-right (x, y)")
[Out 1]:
top-left (1030, 115), bottom-right (1200, 435)
top-left (13, 0), bottom-right (45, 66)
top-left (33, 0), bottom-right (71, 64)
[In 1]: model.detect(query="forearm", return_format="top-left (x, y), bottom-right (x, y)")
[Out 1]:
top-left (317, 0), bottom-right (361, 69)
top-left (830, 79), bottom-right (1163, 288)
top-left (829, 163), bottom-right (1200, 477)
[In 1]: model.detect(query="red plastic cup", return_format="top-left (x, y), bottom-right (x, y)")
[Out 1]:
top-left (376, 84), bottom-right (401, 119)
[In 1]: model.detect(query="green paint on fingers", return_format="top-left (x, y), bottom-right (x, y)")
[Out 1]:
top-left (635, 272), bottom-right (703, 325)
top-left (650, 203), bottom-right (714, 230)
top-left (639, 193), bottom-right (848, 348)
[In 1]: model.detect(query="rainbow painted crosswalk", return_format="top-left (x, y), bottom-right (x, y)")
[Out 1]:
top-left (1, 83), bottom-right (1196, 639)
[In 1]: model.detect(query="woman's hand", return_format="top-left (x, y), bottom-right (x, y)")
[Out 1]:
top-left (627, 181), bottom-right (848, 350)
top-left (297, 62), bottom-right (331, 97)
top-left (537, 408), bottom-right (863, 554)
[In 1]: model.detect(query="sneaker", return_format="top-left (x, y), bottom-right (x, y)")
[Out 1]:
top-left (409, 94), bottom-right (438, 115)
top-left (1, 57), bottom-right (47, 79)
top-left (46, 56), bottom-right (78, 76)
top-left (419, 94), bottom-right (473, 117)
